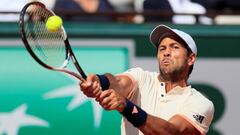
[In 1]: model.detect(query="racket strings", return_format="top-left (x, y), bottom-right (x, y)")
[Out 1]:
top-left (25, 5), bottom-right (67, 68)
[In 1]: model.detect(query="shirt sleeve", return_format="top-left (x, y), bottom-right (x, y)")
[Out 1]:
top-left (122, 67), bottom-right (144, 82)
top-left (121, 67), bottom-right (149, 89)
top-left (178, 90), bottom-right (215, 135)
top-left (119, 67), bottom-right (145, 102)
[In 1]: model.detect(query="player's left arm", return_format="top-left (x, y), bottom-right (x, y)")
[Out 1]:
top-left (97, 90), bottom-right (202, 135)
top-left (138, 114), bottom-right (201, 135)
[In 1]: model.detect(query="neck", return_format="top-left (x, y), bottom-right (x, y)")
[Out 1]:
top-left (158, 75), bottom-right (188, 93)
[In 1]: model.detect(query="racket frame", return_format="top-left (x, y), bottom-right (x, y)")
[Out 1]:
top-left (19, 1), bottom-right (87, 81)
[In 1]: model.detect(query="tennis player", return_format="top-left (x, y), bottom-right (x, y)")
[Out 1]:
top-left (80, 24), bottom-right (214, 135)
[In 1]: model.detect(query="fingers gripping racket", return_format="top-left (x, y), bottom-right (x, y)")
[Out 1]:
top-left (19, 2), bottom-right (86, 81)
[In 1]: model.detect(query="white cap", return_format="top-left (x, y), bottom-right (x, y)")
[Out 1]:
top-left (150, 24), bottom-right (197, 55)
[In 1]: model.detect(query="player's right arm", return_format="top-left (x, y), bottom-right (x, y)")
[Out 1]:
top-left (79, 73), bottom-right (133, 98)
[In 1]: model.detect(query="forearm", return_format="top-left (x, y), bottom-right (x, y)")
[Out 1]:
top-left (139, 115), bottom-right (180, 135)
top-left (121, 100), bottom-right (180, 135)
top-left (120, 99), bottom-right (191, 135)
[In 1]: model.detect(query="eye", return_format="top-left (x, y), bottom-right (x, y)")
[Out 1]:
top-left (159, 46), bottom-right (165, 51)
top-left (172, 44), bottom-right (180, 49)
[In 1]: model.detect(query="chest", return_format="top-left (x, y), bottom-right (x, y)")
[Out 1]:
top-left (138, 81), bottom-right (190, 121)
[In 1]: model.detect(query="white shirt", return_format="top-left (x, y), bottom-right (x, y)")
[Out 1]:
top-left (120, 67), bottom-right (214, 135)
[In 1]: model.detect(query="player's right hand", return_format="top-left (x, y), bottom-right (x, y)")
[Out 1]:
top-left (96, 89), bottom-right (126, 112)
top-left (79, 74), bottom-right (102, 98)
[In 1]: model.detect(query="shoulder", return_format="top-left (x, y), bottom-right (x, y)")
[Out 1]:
top-left (189, 88), bottom-right (214, 111)
top-left (123, 67), bottom-right (145, 77)
top-left (125, 67), bottom-right (144, 73)
top-left (124, 67), bottom-right (157, 76)
top-left (120, 67), bottom-right (158, 86)
top-left (182, 88), bottom-right (215, 117)
top-left (177, 88), bottom-right (214, 134)
top-left (123, 67), bottom-right (157, 80)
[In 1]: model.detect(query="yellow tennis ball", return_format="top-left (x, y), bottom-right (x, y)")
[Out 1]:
top-left (46, 15), bottom-right (63, 32)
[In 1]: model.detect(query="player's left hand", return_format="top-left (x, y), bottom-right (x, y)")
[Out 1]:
top-left (96, 89), bottom-right (126, 112)
top-left (79, 74), bottom-right (102, 98)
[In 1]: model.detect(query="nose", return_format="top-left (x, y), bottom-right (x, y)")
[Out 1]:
top-left (163, 48), bottom-right (171, 57)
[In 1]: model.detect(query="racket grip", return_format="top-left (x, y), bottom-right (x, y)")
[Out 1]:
top-left (97, 74), bottom-right (110, 90)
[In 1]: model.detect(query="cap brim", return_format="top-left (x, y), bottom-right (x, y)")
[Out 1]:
top-left (150, 25), bottom-right (178, 48)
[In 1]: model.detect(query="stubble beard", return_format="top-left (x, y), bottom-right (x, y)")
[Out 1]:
top-left (159, 65), bottom-right (186, 82)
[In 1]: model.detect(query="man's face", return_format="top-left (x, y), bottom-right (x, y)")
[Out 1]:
top-left (157, 37), bottom-right (193, 78)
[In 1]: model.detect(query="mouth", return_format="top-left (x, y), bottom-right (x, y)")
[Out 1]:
top-left (161, 59), bottom-right (172, 66)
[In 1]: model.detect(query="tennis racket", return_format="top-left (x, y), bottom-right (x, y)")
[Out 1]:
top-left (19, 1), bottom-right (86, 81)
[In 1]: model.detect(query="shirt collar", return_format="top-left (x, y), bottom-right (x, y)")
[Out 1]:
top-left (160, 82), bottom-right (192, 95)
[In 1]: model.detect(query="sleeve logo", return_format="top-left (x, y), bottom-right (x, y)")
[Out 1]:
top-left (193, 114), bottom-right (205, 124)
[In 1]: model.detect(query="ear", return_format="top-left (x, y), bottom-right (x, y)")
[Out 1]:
top-left (188, 53), bottom-right (196, 66)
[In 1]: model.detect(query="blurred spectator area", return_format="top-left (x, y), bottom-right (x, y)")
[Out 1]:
top-left (0, 0), bottom-right (240, 25)
top-left (53, 0), bottom-right (114, 22)
top-left (0, 0), bottom-right (56, 22)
